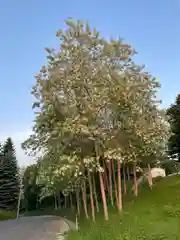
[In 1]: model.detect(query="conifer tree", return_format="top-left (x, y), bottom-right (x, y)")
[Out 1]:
top-left (0, 137), bottom-right (20, 210)
top-left (167, 94), bottom-right (180, 161)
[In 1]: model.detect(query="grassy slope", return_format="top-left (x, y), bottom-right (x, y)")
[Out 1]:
top-left (67, 175), bottom-right (180, 240)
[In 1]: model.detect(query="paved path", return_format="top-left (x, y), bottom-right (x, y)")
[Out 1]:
top-left (0, 216), bottom-right (72, 240)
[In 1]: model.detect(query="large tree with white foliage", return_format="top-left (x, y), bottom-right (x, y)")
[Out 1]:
top-left (22, 18), bottom-right (169, 221)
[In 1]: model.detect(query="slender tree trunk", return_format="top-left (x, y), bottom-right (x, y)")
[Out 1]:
top-left (36, 198), bottom-right (39, 210)
top-left (76, 188), bottom-right (80, 216)
top-left (81, 181), bottom-right (89, 219)
top-left (99, 171), bottom-right (108, 220)
top-left (57, 192), bottom-right (61, 209)
top-left (54, 193), bottom-right (57, 210)
top-left (123, 164), bottom-right (127, 195)
top-left (16, 181), bottom-right (22, 219)
top-left (70, 192), bottom-right (73, 211)
top-left (133, 163), bottom-right (138, 196)
top-left (148, 164), bottom-right (153, 189)
top-left (88, 170), bottom-right (95, 222)
top-left (108, 160), bottom-right (114, 207)
top-left (102, 159), bottom-right (107, 190)
top-left (92, 173), bottom-right (99, 212)
top-left (57, 194), bottom-right (59, 209)
top-left (75, 213), bottom-right (79, 231)
top-left (117, 160), bottom-right (122, 211)
top-left (94, 143), bottom-right (108, 220)
top-left (127, 165), bottom-right (130, 181)
top-left (64, 196), bottom-right (67, 208)
top-left (103, 159), bottom-right (110, 197)
top-left (112, 159), bottom-right (118, 208)
top-left (79, 189), bottom-right (82, 210)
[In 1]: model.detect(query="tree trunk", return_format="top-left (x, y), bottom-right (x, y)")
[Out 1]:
top-left (81, 181), bottom-right (89, 219)
top-left (92, 173), bottom-right (99, 212)
top-left (103, 159), bottom-right (110, 197)
top-left (76, 188), bottom-right (80, 216)
top-left (108, 160), bottom-right (114, 207)
top-left (99, 171), bottom-right (108, 220)
top-left (57, 192), bottom-right (61, 209)
top-left (112, 159), bottom-right (118, 208)
top-left (117, 160), bottom-right (122, 211)
top-left (127, 165), bottom-right (130, 180)
top-left (123, 164), bottom-right (127, 195)
top-left (64, 196), bottom-right (67, 208)
top-left (54, 193), bottom-right (57, 210)
top-left (133, 163), bottom-right (138, 196)
top-left (16, 183), bottom-right (22, 219)
top-left (70, 192), bottom-right (73, 211)
top-left (148, 164), bottom-right (153, 189)
top-left (88, 170), bottom-right (95, 222)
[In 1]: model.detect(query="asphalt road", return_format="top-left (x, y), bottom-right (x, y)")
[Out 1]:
top-left (0, 216), bottom-right (69, 240)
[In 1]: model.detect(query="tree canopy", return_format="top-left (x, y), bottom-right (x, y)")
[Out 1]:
top-left (22, 18), bottom-right (169, 220)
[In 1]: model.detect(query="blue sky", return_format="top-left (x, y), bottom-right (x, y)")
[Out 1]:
top-left (0, 0), bottom-right (179, 165)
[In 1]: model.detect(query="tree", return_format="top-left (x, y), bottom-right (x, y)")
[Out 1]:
top-left (3, 138), bottom-right (15, 155)
top-left (22, 18), bottom-right (168, 221)
top-left (0, 138), bottom-right (20, 210)
top-left (22, 164), bottom-right (42, 211)
top-left (167, 94), bottom-right (180, 161)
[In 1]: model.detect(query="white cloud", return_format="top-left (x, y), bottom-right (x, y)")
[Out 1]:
top-left (0, 128), bottom-right (36, 167)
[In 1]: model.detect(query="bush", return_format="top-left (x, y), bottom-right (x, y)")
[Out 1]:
top-left (161, 160), bottom-right (180, 175)
top-left (0, 210), bottom-right (16, 221)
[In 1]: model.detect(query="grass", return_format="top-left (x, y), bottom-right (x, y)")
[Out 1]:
top-left (0, 210), bottom-right (16, 221)
top-left (67, 175), bottom-right (180, 240)
top-left (23, 176), bottom-right (180, 239)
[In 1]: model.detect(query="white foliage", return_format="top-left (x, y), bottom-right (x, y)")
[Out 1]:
top-left (150, 167), bottom-right (166, 178)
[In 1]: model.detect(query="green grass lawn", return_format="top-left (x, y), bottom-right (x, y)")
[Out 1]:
top-left (0, 210), bottom-right (16, 221)
top-left (67, 175), bottom-right (180, 240)
top-left (23, 176), bottom-right (180, 239)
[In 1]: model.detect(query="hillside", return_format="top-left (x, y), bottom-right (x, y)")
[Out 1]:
top-left (67, 175), bottom-right (180, 240)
